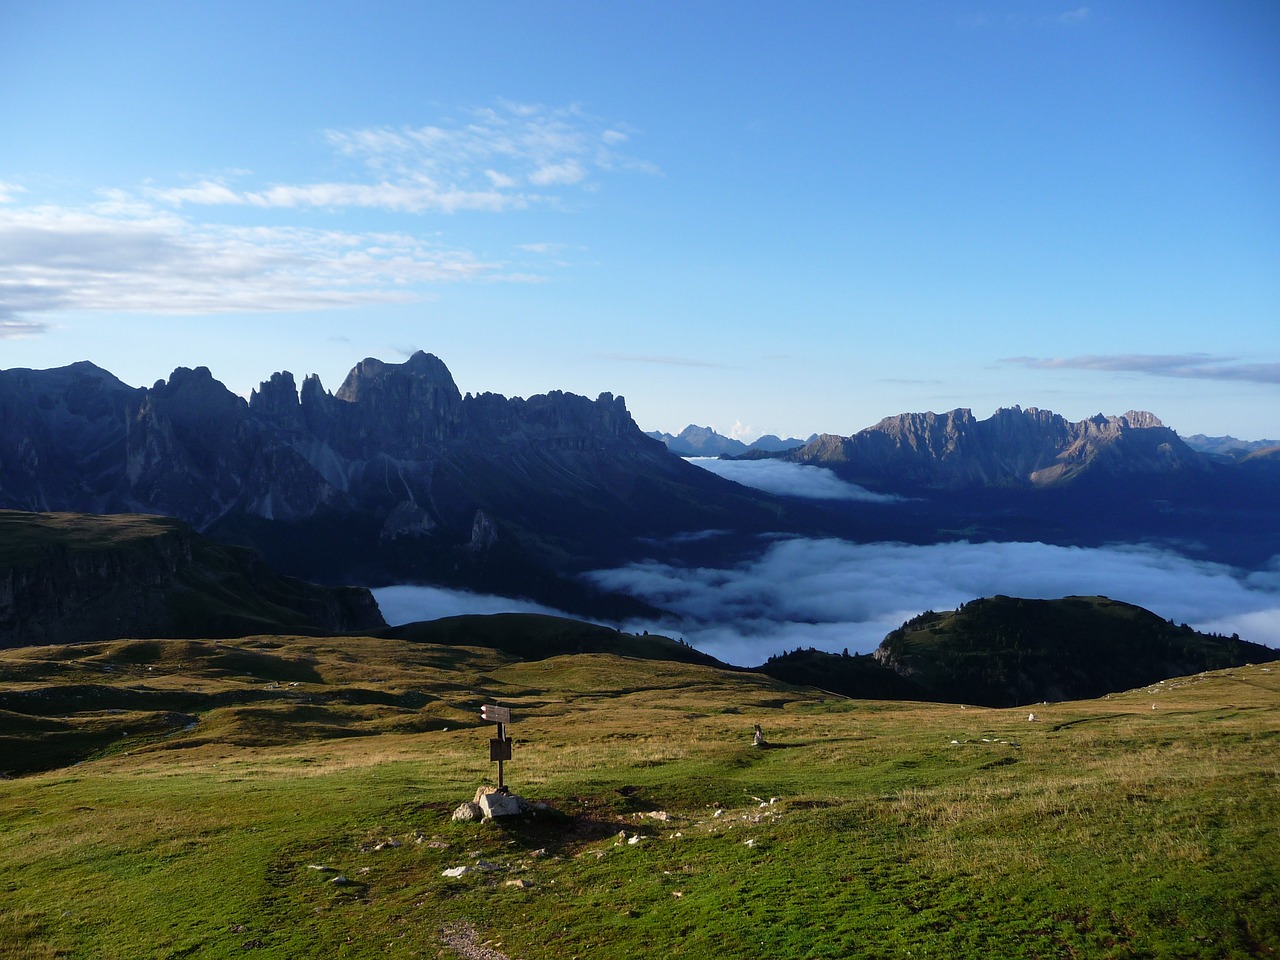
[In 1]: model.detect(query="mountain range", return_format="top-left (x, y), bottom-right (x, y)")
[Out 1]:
top-left (737, 404), bottom-right (1279, 568)
top-left (773, 406), bottom-right (1201, 488)
top-left (3, 353), bottom-right (1277, 608)
top-left (0, 354), bottom-right (790, 613)
top-left (645, 424), bottom-right (814, 457)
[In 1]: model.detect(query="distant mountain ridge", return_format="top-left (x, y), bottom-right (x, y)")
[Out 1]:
top-left (778, 405), bottom-right (1206, 489)
top-left (1183, 433), bottom-right (1280, 458)
top-left (646, 424), bottom-right (814, 457)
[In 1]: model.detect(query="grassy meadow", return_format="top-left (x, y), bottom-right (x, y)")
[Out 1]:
top-left (0, 634), bottom-right (1277, 959)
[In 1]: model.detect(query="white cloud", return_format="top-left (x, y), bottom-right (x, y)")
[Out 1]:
top-left (0, 318), bottom-right (50, 338)
top-left (688, 457), bottom-right (902, 502)
top-left (148, 101), bottom-right (657, 216)
top-left (1003, 353), bottom-right (1280, 386)
top-left (529, 161), bottom-right (588, 186)
top-left (587, 539), bottom-right (1280, 665)
top-left (0, 101), bottom-right (655, 330)
top-left (0, 203), bottom-right (515, 322)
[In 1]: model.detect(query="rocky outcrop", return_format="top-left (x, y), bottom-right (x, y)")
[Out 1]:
top-left (0, 510), bottom-right (384, 648)
top-left (785, 406), bottom-right (1206, 489)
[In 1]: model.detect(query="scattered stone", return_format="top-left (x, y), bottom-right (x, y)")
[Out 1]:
top-left (373, 839), bottom-right (402, 851)
top-left (529, 848), bottom-right (548, 859)
top-left (306, 864), bottom-right (336, 872)
top-left (452, 802), bottom-right (482, 822)
top-left (743, 839), bottom-right (756, 848)
top-left (473, 785), bottom-right (498, 805)
top-left (330, 875), bottom-right (353, 885)
top-left (504, 879), bottom-right (532, 889)
top-left (627, 835), bottom-right (642, 845)
top-left (475, 861), bottom-right (501, 872)
top-left (440, 921), bottom-right (516, 960)
top-left (646, 810), bottom-right (671, 821)
top-left (442, 866), bottom-right (473, 878)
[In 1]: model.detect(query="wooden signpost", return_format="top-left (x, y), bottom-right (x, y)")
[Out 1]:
top-left (480, 703), bottom-right (513, 791)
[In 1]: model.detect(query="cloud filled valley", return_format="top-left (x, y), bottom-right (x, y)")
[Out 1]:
top-left (374, 537), bottom-right (1280, 668)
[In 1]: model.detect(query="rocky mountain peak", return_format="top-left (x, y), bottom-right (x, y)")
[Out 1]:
top-left (335, 351), bottom-right (460, 405)
top-left (1120, 410), bottom-right (1164, 429)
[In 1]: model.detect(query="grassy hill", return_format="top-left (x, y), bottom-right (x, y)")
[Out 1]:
top-left (382, 612), bottom-right (724, 667)
top-left (0, 510), bottom-right (383, 646)
top-left (876, 595), bottom-right (1278, 706)
top-left (1, 633), bottom-right (1277, 958)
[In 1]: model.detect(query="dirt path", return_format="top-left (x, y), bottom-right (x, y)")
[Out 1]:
top-left (440, 922), bottom-right (517, 960)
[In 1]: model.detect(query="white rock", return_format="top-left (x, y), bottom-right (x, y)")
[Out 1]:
top-left (442, 866), bottom-right (472, 878)
top-left (479, 791), bottom-right (524, 819)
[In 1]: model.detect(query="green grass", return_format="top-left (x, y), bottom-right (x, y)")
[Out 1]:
top-left (1, 637), bottom-right (1277, 958)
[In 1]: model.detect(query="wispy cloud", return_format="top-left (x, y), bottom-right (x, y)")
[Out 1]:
top-left (0, 202), bottom-right (512, 322)
top-left (152, 102), bottom-right (656, 214)
top-left (0, 318), bottom-right (50, 338)
top-left (1003, 353), bottom-right (1280, 386)
top-left (0, 102), bottom-right (653, 332)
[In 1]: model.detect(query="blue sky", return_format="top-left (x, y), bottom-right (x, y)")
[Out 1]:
top-left (2, 1), bottom-right (1277, 441)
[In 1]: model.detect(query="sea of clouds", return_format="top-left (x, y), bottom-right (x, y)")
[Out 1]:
top-left (685, 457), bottom-right (902, 502)
top-left (373, 459), bottom-right (1280, 667)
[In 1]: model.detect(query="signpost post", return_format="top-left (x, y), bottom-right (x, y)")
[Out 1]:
top-left (480, 704), bottom-right (513, 791)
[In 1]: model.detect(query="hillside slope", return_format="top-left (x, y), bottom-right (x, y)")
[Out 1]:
top-left (0, 510), bottom-right (383, 648)
top-left (874, 594), bottom-right (1278, 705)
top-left (0, 633), bottom-right (1276, 959)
